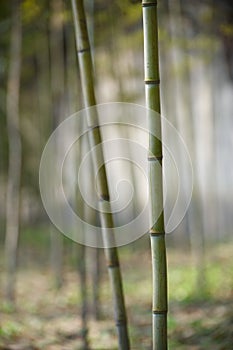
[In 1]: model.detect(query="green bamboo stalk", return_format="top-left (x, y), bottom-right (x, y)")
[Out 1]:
top-left (142, 1), bottom-right (168, 349)
top-left (71, 1), bottom-right (130, 349)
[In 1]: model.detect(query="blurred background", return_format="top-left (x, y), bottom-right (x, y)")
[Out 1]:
top-left (0, 0), bottom-right (232, 349)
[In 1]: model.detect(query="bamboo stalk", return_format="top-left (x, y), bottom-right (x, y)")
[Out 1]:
top-left (49, 0), bottom-right (65, 290)
top-left (71, 1), bottom-right (130, 349)
top-left (91, 246), bottom-right (101, 320)
top-left (76, 118), bottom-right (89, 349)
top-left (77, 243), bottom-right (89, 349)
top-left (142, 1), bottom-right (168, 349)
top-left (5, 0), bottom-right (22, 303)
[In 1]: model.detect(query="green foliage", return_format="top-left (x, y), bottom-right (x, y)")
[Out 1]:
top-left (22, 0), bottom-right (42, 24)
top-left (168, 249), bottom-right (233, 302)
top-left (19, 227), bottom-right (50, 246)
top-left (0, 321), bottom-right (22, 340)
top-left (220, 23), bottom-right (233, 37)
top-left (167, 315), bottom-right (177, 331)
top-left (0, 302), bottom-right (15, 314)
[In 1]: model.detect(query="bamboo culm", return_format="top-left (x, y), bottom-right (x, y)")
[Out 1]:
top-left (142, 1), bottom-right (168, 349)
top-left (71, 1), bottom-right (130, 349)
top-left (76, 116), bottom-right (89, 349)
top-left (49, 0), bottom-right (65, 290)
top-left (5, 0), bottom-right (22, 303)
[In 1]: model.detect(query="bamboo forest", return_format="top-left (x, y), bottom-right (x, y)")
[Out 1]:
top-left (0, 0), bottom-right (233, 349)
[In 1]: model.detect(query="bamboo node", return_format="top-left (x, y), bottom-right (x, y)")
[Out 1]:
top-left (107, 263), bottom-right (120, 269)
top-left (77, 47), bottom-right (90, 54)
top-left (144, 79), bottom-right (160, 85)
top-left (87, 124), bottom-right (100, 131)
top-left (115, 319), bottom-right (127, 327)
top-left (148, 155), bottom-right (163, 162)
top-left (150, 229), bottom-right (165, 236)
top-left (99, 194), bottom-right (110, 202)
top-left (142, 1), bottom-right (157, 7)
top-left (152, 310), bottom-right (167, 314)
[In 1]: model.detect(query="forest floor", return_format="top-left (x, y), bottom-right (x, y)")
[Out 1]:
top-left (0, 238), bottom-right (232, 349)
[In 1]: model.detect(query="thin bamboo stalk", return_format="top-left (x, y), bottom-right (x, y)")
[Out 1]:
top-left (91, 246), bottom-right (101, 320)
top-left (77, 243), bottom-right (89, 349)
top-left (49, 0), bottom-right (65, 290)
top-left (71, 1), bottom-right (130, 349)
top-left (76, 117), bottom-right (89, 349)
top-left (5, 0), bottom-right (22, 303)
top-left (142, 1), bottom-right (168, 349)
top-left (167, 0), bottom-right (207, 296)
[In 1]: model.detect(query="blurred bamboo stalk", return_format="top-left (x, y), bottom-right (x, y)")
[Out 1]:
top-left (167, 0), bottom-right (208, 296)
top-left (5, 0), bottom-right (22, 303)
top-left (77, 243), bottom-right (89, 349)
top-left (71, 1), bottom-right (130, 349)
top-left (49, 0), bottom-right (65, 290)
top-left (75, 116), bottom-right (90, 349)
top-left (91, 246), bottom-right (102, 320)
top-left (142, 1), bottom-right (168, 349)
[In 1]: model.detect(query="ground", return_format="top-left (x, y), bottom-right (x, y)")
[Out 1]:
top-left (0, 239), bottom-right (232, 349)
